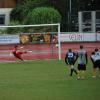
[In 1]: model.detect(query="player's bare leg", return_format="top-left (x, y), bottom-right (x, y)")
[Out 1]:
top-left (92, 68), bottom-right (96, 78)
top-left (98, 68), bottom-right (100, 77)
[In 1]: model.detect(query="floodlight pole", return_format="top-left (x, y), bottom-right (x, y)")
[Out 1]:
top-left (70, 0), bottom-right (72, 31)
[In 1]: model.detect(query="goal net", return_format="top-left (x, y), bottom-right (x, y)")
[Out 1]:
top-left (0, 23), bottom-right (61, 61)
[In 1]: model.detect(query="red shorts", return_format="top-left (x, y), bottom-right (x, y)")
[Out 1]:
top-left (16, 52), bottom-right (23, 55)
top-left (12, 51), bottom-right (27, 60)
top-left (13, 52), bottom-right (24, 60)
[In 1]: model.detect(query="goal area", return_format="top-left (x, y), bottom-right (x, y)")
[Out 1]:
top-left (0, 23), bottom-right (61, 61)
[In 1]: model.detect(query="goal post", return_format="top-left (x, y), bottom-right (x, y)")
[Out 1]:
top-left (0, 23), bottom-right (61, 60)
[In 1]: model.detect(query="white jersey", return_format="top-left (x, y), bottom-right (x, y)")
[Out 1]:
top-left (91, 51), bottom-right (100, 62)
top-left (95, 51), bottom-right (100, 56)
top-left (77, 50), bottom-right (87, 64)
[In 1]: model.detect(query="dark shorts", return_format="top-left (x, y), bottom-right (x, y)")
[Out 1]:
top-left (78, 64), bottom-right (86, 70)
top-left (68, 61), bottom-right (74, 65)
top-left (67, 59), bottom-right (75, 65)
top-left (93, 60), bottom-right (100, 69)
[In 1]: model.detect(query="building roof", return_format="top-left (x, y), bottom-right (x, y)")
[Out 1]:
top-left (0, 0), bottom-right (17, 8)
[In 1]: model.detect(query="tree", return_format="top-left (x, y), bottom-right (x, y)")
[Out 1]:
top-left (10, 0), bottom-right (73, 31)
top-left (78, 0), bottom-right (100, 11)
top-left (24, 7), bottom-right (61, 24)
top-left (10, 0), bottom-right (50, 23)
top-left (23, 7), bottom-right (61, 32)
top-left (6, 21), bottom-right (24, 34)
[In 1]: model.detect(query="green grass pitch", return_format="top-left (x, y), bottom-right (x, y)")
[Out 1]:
top-left (0, 59), bottom-right (100, 100)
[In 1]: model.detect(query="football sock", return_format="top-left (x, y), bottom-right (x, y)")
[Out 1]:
top-left (81, 71), bottom-right (85, 79)
top-left (70, 69), bottom-right (74, 76)
top-left (73, 69), bottom-right (78, 75)
top-left (77, 70), bottom-right (81, 78)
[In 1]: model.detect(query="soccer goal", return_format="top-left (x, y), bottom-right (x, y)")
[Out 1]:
top-left (0, 23), bottom-right (61, 60)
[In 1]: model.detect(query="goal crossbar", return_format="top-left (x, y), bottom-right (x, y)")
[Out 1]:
top-left (0, 23), bottom-right (60, 28)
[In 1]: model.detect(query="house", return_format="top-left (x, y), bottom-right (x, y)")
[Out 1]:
top-left (0, 0), bottom-right (17, 25)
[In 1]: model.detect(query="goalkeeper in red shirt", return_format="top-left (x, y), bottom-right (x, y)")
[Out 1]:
top-left (11, 45), bottom-right (27, 61)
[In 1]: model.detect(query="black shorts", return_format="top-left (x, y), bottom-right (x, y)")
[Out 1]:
top-left (68, 61), bottom-right (75, 65)
top-left (67, 58), bottom-right (75, 65)
top-left (78, 64), bottom-right (86, 71)
top-left (93, 60), bottom-right (100, 69)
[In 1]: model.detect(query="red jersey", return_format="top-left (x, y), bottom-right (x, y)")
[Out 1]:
top-left (12, 48), bottom-right (17, 55)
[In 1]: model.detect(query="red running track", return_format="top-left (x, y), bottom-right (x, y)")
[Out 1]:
top-left (0, 42), bottom-right (100, 62)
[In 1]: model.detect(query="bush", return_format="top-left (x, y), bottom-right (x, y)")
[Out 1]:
top-left (6, 21), bottom-right (24, 34)
top-left (24, 7), bottom-right (61, 24)
top-left (10, 5), bottom-right (24, 22)
top-left (10, 0), bottom-right (50, 23)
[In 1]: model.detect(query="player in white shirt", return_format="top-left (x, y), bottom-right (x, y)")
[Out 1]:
top-left (76, 45), bottom-right (88, 79)
top-left (91, 48), bottom-right (100, 78)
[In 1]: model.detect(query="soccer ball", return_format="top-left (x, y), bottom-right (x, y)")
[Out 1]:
top-left (55, 44), bottom-right (59, 48)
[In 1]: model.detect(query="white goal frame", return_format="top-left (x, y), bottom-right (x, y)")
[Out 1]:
top-left (0, 23), bottom-right (61, 60)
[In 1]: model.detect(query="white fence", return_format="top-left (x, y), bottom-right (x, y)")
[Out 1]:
top-left (0, 35), bottom-right (20, 44)
top-left (60, 32), bottom-right (100, 42)
top-left (0, 33), bottom-right (100, 44)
